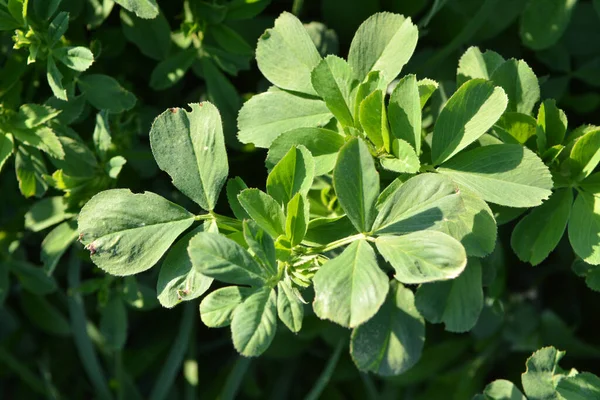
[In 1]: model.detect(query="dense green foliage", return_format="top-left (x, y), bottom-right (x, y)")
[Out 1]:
top-left (1, 0), bottom-right (600, 399)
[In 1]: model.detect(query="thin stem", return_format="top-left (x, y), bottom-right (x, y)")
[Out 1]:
top-left (304, 233), bottom-right (368, 255)
top-left (422, 0), bottom-right (499, 74)
top-left (67, 251), bottom-right (113, 400)
top-left (149, 303), bottom-right (195, 400)
top-left (219, 357), bottom-right (252, 400)
top-left (304, 339), bottom-right (345, 400)
top-left (0, 347), bottom-right (48, 396)
top-left (292, 0), bottom-right (304, 16)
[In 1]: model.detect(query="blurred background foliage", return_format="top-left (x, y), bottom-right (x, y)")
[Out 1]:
top-left (1, 0), bottom-right (599, 398)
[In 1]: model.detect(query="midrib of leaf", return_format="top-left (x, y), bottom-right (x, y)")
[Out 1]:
top-left (349, 242), bottom-right (361, 326)
top-left (239, 290), bottom-right (272, 353)
top-left (92, 215), bottom-right (194, 238)
top-left (245, 111), bottom-right (331, 132)
top-left (370, 19), bottom-right (408, 75)
top-left (201, 251), bottom-right (266, 284)
top-left (187, 119), bottom-right (212, 209)
top-left (376, 190), bottom-right (458, 232)
top-left (371, 303), bottom-right (393, 372)
top-left (446, 171), bottom-right (550, 194)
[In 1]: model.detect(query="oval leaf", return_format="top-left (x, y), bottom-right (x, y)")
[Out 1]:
top-left (375, 231), bottom-right (467, 284)
top-left (78, 190), bottom-right (195, 276)
top-left (351, 282), bottom-right (424, 376)
top-left (150, 102), bottom-right (228, 211)
top-left (431, 79), bottom-right (508, 165)
top-left (313, 240), bottom-right (389, 328)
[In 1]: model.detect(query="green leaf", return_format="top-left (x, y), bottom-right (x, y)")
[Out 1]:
top-left (226, 177), bottom-right (250, 221)
top-left (350, 282), bottom-right (424, 376)
top-left (521, 347), bottom-right (564, 400)
top-left (120, 9), bottom-right (171, 60)
top-left (372, 173), bottom-right (462, 235)
top-left (556, 373), bottom-right (600, 400)
top-left (304, 215), bottom-right (357, 246)
top-left (375, 231), bottom-right (467, 284)
top-left (277, 280), bottom-right (304, 333)
top-left (438, 144), bottom-right (553, 207)
top-left (237, 90), bottom-right (332, 148)
top-left (311, 55), bottom-right (357, 127)
top-left (41, 220), bottom-right (78, 274)
top-left (20, 294), bottom-right (71, 336)
top-left (437, 189), bottom-right (497, 257)
top-left (47, 56), bottom-right (67, 101)
top-left (285, 193), bottom-right (309, 246)
top-left (48, 11), bottom-right (69, 46)
top-left (493, 112), bottom-right (537, 144)
top-left (199, 286), bottom-right (254, 328)
top-left (482, 380), bottom-right (527, 400)
top-left (568, 192), bottom-right (600, 265)
top-left (78, 189), bottom-right (195, 276)
top-left (157, 226), bottom-right (213, 308)
top-left (25, 196), bottom-right (75, 232)
top-left (415, 259), bottom-right (483, 332)
top-left (353, 70), bottom-right (387, 119)
top-left (238, 189), bottom-right (285, 238)
top-left (313, 240), bottom-right (389, 328)
top-left (511, 189), bottom-right (573, 265)
top-left (417, 78), bottom-right (439, 109)
top-left (266, 128), bottom-right (344, 176)
top-left (150, 48), bottom-right (196, 90)
top-left (490, 59), bottom-right (539, 115)
top-left (520, 0), bottom-right (577, 50)
top-left (188, 232), bottom-right (270, 286)
top-left (457, 47), bottom-right (505, 87)
top-left (78, 74), bottom-right (136, 113)
top-left (380, 139), bottom-right (420, 174)
top-left (200, 57), bottom-right (242, 148)
top-left (54, 46), bottom-right (94, 72)
top-left (536, 99), bottom-right (567, 151)
top-left (100, 295), bottom-right (128, 351)
top-left (113, 0), bottom-right (158, 19)
top-left (48, 136), bottom-right (97, 178)
top-left (9, 260), bottom-right (57, 295)
top-left (0, 133), bottom-right (14, 172)
top-left (347, 12), bottom-right (418, 87)
top-left (10, 125), bottom-right (64, 159)
top-left (255, 12), bottom-right (322, 95)
top-left (333, 138), bottom-right (380, 233)
top-left (226, 0), bottom-right (271, 20)
top-left (266, 145), bottom-right (315, 207)
top-left (359, 89), bottom-right (390, 151)
top-left (150, 102), bottom-right (228, 211)
top-left (16, 104), bottom-right (61, 128)
top-left (562, 127), bottom-right (600, 182)
top-left (15, 145), bottom-right (48, 198)
top-left (389, 74), bottom-right (421, 154)
top-left (431, 79), bottom-right (508, 165)
top-left (231, 287), bottom-right (278, 357)
top-left (243, 220), bottom-right (277, 276)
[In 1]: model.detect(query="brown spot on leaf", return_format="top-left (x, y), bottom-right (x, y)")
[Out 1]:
top-left (78, 233), bottom-right (84, 241)
top-left (169, 107), bottom-right (179, 113)
top-left (85, 243), bottom-right (97, 255)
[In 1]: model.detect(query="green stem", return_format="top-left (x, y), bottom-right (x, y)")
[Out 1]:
top-left (67, 251), bottom-right (113, 400)
top-left (291, 0), bottom-right (304, 16)
top-left (423, 0), bottom-right (498, 73)
top-left (149, 303), bottom-right (195, 400)
top-left (0, 347), bottom-right (48, 396)
top-left (219, 357), bottom-right (252, 400)
top-left (304, 339), bottom-right (345, 400)
top-left (304, 233), bottom-right (369, 255)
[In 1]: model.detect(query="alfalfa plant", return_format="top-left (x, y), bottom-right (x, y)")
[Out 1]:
top-left (77, 11), bottom-right (598, 376)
